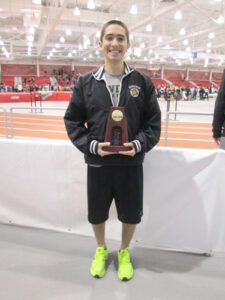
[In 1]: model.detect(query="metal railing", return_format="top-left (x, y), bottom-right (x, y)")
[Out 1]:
top-left (164, 111), bottom-right (213, 146)
top-left (0, 106), bottom-right (8, 138)
top-left (9, 107), bottom-right (65, 138)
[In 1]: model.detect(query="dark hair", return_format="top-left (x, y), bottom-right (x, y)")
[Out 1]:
top-left (100, 20), bottom-right (130, 43)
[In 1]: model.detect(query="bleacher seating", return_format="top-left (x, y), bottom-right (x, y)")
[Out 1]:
top-left (1, 76), bottom-right (51, 87)
top-left (1, 76), bottom-right (15, 86)
top-left (192, 81), bottom-right (212, 88)
top-left (170, 80), bottom-right (195, 88)
top-left (152, 79), bottom-right (169, 87)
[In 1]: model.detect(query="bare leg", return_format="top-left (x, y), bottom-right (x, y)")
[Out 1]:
top-left (120, 223), bottom-right (136, 250)
top-left (92, 222), bottom-right (107, 248)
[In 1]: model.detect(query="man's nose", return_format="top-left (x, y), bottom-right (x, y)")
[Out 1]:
top-left (111, 38), bottom-right (119, 46)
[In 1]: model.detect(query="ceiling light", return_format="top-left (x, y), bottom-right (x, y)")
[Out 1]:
top-left (216, 16), bottom-right (224, 24)
top-left (155, 54), bottom-right (159, 59)
top-left (149, 49), bottom-right (153, 54)
top-left (140, 42), bottom-right (145, 48)
top-left (72, 49), bottom-right (77, 54)
top-left (29, 27), bottom-right (35, 34)
top-left (78, 44), bottom-right (83, 50)
top-left (207, 49), bottom-right (211, 53)
top-left (130, 34), bottom-right (134, 40)
top-left (146, 24), bottom-right (152, 32)
top-left (179, 28), bottom-right (186, 35)
top-left (28, 46), bottom-right (32, 52)
top-left (32, 0), bottom-right (41, 4)
top-left (149, 60), bottom-right (153, 64)
top-left (160, 58), bottom-right (164, 62)
top-left (207, 42), bottom-right (212, 48)
top-left (157, 37), bottom-right (163, 43)
top-left (66, 29), bottom-right (72, 36)
top-left (89, 54), bottom-right (93, 58)
top-left (0, 41), bottom-right (4, 46)
top-left (55, 43), bottom-right (60, 48)
top-left (95, 50), bottom-right (99, 55)
top-left (87, 0), bottom-right (95, 9)
top-left (186, 47), bottom-right (190, 52)
top-left (174, 10), bottom-right (182, 20)
top-left (165, 44), bottom-right (170, 49)
top-left (27, 42), bottom-right (32, 47)
top-left (68, 53), bottom-right (72, 57)
top-left (73, 6), bottom-right (80, 16)
top-left (130, 5), bottom-right (138, 15)
top-left (208, 32), bottom-right (215, 39)
top-left (144, 56), bottom-right (148, 61)
top-left (96, 31), bottom-right (100, 38)
top-left (60, 36), bottom-right (65, 43)
top-left (27, 35), bottom-right (34, 42)
top-left (134, 47), bottom-right (141, 57)
top-left (47, 56), bottom-right (50, 59)
top-left (83, 57), bottom-right (87, 61)
top-left (52, 48), bottom-right (56, 52)
top-left (214, 0), bottom-right (222, 2)
top-left (183, 39), bottom-right (189, 45)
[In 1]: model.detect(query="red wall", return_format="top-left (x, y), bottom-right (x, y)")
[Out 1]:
top-left (2, 64), bottom-right (37, 76)
top-left (39, 65), bottom-right (72, 76)
top-left (164, 69), bottom-right (187, 80)
top-left (189, 71), bottom-right (210, 81)
top-left (137, 68), bottom-right (161, 79)
top-left (212, 72), bottom-right (223, 81)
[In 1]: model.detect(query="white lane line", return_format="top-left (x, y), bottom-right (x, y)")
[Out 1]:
top-left (161, 131), bottom-right (212, 135)
top-left (13, 127), bottom-right (66, 133)
top-left (160, 137), bottom-right (214, 142)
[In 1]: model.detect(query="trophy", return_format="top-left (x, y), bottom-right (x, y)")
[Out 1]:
top-left (102, 107), bottom-right (132, 152)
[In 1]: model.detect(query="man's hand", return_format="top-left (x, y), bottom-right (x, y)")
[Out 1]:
top-left (98, 142), bottom-right (117, 157)
top-left (214, 137), bottom-right (221, 146)
top-left (119, 142), bottom-right (136, 157)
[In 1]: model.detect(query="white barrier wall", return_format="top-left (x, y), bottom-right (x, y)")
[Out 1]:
top-left (0, 139), bottom-right (225, 253)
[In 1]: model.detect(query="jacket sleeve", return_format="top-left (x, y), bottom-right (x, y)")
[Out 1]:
top-left (64, 77), bottom-right (97, 154)
top-left (133, 77), bottom-right (161, 153)
top-left (212, 70), bottom-right (225, 138)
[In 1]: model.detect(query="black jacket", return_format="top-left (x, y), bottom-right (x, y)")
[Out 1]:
top-left (64, 63), bottom-right (161, 166)
top-left (213, 69), bottom-right (225, 138)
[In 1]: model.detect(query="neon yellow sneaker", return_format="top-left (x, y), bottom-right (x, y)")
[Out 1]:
top-left (117, 248), bottom-right (133, 281)
top-left (90, 247), bottom-right (109, 278)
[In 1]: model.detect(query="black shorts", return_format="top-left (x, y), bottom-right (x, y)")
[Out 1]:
top-left (87, 165), bottom-right (143, 224)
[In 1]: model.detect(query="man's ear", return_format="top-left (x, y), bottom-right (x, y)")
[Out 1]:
top-left (98, 41), bottom-right (102, 50)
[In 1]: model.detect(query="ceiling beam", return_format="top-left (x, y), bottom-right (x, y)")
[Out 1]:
top-left (38, 0), bottom-right (70, 56)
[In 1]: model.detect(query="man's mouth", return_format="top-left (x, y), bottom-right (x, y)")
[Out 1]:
top-left (109, 50), bottom-right (121, 54)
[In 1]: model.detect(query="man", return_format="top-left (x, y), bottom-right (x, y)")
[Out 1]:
top-left (64, 20), bottom-right (161, 281)
top-left (212, 69), bottom-right (225, 150)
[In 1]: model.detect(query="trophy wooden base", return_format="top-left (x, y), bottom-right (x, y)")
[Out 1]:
top-left (102, 145), bottom-right (132, 152)
top-left (103, 107), bottom-right (131, 153)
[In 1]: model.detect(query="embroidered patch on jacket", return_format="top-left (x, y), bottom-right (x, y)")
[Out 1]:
top-left (129, 85), bottom-right (141, 98)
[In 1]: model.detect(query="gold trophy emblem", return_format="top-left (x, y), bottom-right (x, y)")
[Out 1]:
top-left (112, 110), bottom-right (123, 122)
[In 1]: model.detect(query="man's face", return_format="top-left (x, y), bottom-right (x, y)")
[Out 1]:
top-left (99, 24), bottom-right (130, 64)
